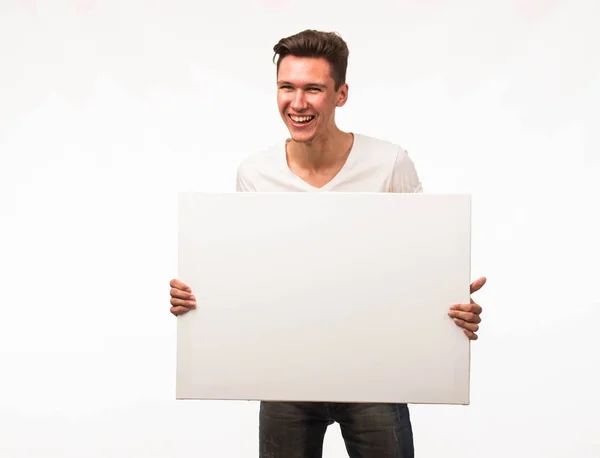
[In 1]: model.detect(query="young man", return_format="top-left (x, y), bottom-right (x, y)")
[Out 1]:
top-left (169, 29), bottom-right (486, 458)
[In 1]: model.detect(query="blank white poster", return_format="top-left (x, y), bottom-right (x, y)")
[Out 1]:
top-left (176, 192), bottom-right (471, 405)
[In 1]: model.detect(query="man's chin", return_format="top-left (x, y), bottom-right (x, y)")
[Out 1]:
top-left (288, 129), bottom-right (316, 144)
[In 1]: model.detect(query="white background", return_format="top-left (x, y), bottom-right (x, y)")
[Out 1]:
top-left (0, 1), bottom-right (598, 457)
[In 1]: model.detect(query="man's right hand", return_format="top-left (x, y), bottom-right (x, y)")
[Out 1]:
top-left (170, 279), bottom-right (196, 316)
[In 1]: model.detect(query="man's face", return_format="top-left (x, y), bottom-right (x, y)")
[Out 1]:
top-left (276, 55), bottom-right (348, 143)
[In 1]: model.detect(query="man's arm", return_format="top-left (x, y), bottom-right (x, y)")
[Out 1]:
top-left (390, 147), bottom-right (423, 193)
top-left (389, 146), bottom-right (485, 340)
top-left (236, 162), bottom-right (256, 192)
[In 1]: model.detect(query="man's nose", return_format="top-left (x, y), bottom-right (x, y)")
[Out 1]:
top-left (291, 90), bottom-right (308, 111)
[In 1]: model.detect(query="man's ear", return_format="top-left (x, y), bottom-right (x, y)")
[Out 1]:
top-left (336, 83), bottom-right (349, 107)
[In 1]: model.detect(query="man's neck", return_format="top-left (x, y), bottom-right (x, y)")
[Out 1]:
top-left (287, 128), bottom-right (354, 172)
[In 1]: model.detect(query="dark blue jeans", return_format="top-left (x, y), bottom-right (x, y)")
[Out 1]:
top-left (259, 401), bottom-right (414, 458)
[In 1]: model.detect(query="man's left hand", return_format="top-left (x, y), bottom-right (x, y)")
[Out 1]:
top-left (448, 277), bottom-right (486, 340)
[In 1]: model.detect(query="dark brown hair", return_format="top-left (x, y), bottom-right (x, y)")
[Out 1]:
top-left (272, 29), bottom-right (349, 90)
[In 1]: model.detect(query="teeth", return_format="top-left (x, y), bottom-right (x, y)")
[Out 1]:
top-left (290, 115), bottom-right (314, 123)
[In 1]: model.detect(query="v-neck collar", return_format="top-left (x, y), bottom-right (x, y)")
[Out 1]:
top-left (280, 133), bottom-right (358, 191)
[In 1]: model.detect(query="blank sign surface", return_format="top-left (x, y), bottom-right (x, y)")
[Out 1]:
top-left (176, 192), bottom-right (471, 405)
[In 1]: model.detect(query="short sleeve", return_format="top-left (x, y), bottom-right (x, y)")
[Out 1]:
top-left (390, 147), bottom-right (423, 193)
top-left (236, 162), bottom-right (256, 192)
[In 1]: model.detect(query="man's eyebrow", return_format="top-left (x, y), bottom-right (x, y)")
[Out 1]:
top-left (277, 80), bottom-right (327, 88)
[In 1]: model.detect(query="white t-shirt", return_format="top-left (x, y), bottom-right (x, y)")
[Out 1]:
top-left (236, 133), bottom-right (423, 193)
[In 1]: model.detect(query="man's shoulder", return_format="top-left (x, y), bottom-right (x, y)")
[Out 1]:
top-left (355, 132), bottom-right (399, 148)
top-left (354, 133), bottom-right (422, 192)
top-left (237, 139), bottom-right (284, 173)
top-left (353, 133), bottom-right (408, 163)
top-left (235, 139), bottom-right (286, 191)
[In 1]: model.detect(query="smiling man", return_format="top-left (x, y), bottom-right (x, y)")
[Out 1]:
top-left (169, 29), bottom-right (486, 458)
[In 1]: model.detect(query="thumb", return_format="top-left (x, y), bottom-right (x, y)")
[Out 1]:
top-left (470, 276), bottom-right (487, 294)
